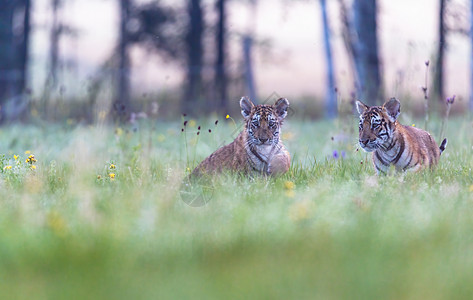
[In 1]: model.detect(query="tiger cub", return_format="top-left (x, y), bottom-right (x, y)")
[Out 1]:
top-left (356, 97), bottom-right (447, 175)
top-left (191, 97), bottom-right (291, 176)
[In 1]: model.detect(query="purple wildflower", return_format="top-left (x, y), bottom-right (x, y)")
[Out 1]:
top-left (446, 95), bottom-right (455, 104)
top-left (332, 150), bottom-right (339, 159)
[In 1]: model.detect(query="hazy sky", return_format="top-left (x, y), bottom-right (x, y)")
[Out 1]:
top-left (31, 0), bottom-right (470, 102)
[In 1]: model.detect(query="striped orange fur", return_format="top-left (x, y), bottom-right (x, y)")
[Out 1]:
top-left (191, 97), bottom-right (291, 177)
top-left (356, 98), bottom-right (447, 175)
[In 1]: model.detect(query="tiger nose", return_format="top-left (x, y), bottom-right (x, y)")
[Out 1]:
top-left (359, 138), bottom-right (369, 146)
top-left (259, 138), bottom-right (269, 143)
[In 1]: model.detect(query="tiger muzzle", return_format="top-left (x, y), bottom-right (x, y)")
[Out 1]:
top-left (259, 138), bottom-right (269, 144)
top-left (359, 138), bottom-right (376, 151)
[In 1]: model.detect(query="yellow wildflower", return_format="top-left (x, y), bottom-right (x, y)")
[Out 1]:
top-left (3, 165), bottom-right (12, 170)
top-left (25, 150), bottom-right (31, 155)
top-left (25, 154), bottom-right (37, 164)
top-left (13, 155), bottom-right (18, 160)
top-left (284, 181), bottom-right (295, 190)
top-left (109, 173), bottom-right (116, 179)
top-left (30, 165), bottom-right (36, 170)
top-left (110, 164), bottom-right (116, 169)
top-left (97, 175), bottom-right (102, 180)
top-left (412, 124), bottom-right (415, 127)
top-left (226, 114), bottom-right (230, 119)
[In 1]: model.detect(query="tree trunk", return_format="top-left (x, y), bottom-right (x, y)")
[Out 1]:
top-left (434, 0), bottom-right (446, 102)
top-left (320, 0), bottom-right (337, 118)
top-left (47, 0), bottom-right (61, 90)
top-left (0, 1), bottom-right (16, 108)
top-left (214, 0), bottom-right (227, 113)
top-left (243, 36), bottom-right (256, 102)
top-left (183, 0), bottom-right (204, 113)
top-left (115, 0), bottom-right (132, 121)
top-left (338, 0), bottom-right (358, 112)
top-left (353, 0), bottom-right (382, 105)
top-left (18, 0), bottom-right (31, 93)
top-left (0, 0), bottom-right (30, 122)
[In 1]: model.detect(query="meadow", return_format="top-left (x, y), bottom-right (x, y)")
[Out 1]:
top-left (0, 112), bottom-right (472, 299)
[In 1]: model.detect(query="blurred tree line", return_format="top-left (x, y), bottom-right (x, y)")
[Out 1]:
top-left (0, 0), bottom-right (471, 123)
top-left (0, 0), bottom-right (251, 123)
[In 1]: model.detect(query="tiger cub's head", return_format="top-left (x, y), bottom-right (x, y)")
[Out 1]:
top-left (355, 97), bottom-right (401, 152)
top-left (240, 97), bottom-right (289, 146)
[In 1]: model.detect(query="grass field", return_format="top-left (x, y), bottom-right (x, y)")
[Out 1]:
top-left (0, 114), bottom-right (471, 299)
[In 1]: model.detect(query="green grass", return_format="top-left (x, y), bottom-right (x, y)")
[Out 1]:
top-left (0, 115), bottom-right (471, 299)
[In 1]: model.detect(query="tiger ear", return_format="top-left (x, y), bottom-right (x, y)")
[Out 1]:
top-left (355, 100), bottom-right (369, 115)
top-left (240, 96), bottom-right (254, 119)
top-left (274, 98), bottom-right (289, 120)
top-left (383, 97), bottom-right (401, 122)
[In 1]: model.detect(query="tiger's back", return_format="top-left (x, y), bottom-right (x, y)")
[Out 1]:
top-left (400, 124), bottom-right (442, 166)
top-left (356, 97), bottom-right (447, 175)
